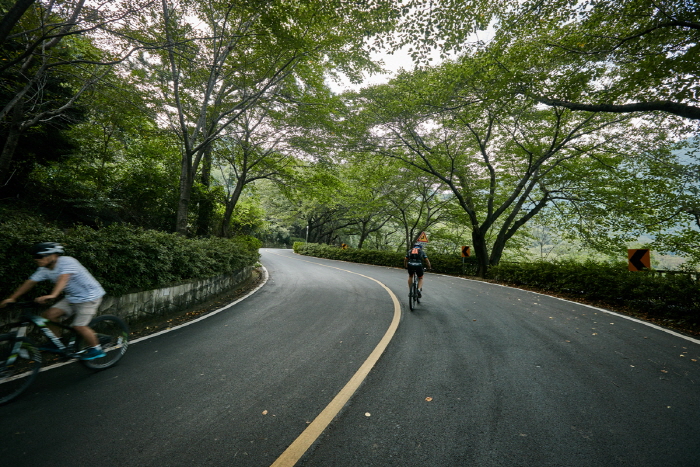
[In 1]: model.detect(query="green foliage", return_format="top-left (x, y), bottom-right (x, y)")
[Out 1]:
top-left (489, 260), bottom-right (700, 325)
top-left (293, 243), bottom-right (479, 275)
top-left (294, 241), bottom-right (698, 326)
top-left (0, 215), bottom-right (260, 298)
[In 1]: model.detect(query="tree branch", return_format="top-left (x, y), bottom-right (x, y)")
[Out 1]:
top-left (531, 96), bottom-right (700, 120)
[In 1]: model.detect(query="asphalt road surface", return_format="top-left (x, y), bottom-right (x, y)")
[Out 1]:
top-left (1, 248), bottom-right (699, 467)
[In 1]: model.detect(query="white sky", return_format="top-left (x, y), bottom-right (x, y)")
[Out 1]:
top-left (327, 47), bottom-right (417, 93)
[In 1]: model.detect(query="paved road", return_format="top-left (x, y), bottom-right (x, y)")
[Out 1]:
top-left (1, 249), bottom-right (699, 466)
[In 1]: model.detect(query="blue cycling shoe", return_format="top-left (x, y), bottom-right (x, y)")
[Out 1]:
top-left (81, 347), bottom-right (106, 360)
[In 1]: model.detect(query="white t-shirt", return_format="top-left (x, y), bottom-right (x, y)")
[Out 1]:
top-left (30, 256), bottom-right (105, 303)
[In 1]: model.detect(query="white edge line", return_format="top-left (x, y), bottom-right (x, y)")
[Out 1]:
top-left (291, 252), bottom-right (700, 347)
top-left (130, 265), bottom-right (269, 344)
top-left (36, 266), bottom-right (270, 373)
top-left (447, 274), bottom-right (700, 346)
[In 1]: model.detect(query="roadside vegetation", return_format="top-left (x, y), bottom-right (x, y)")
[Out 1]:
top-left (295, 243), bottom-right (700, 335)
top-left (1, 1), bottom-right (698, 308)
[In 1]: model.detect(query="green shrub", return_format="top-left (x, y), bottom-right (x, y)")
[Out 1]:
top-left (293, 243), bottom-right (479, 275)
top-left (294, 244), bottom-right (699, 326)
top-left (0, 218), bottom-right (260, 298)
top-left (489, 260), bottom-right (700, 323)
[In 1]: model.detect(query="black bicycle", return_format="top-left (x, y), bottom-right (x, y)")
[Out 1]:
top-left (0, 301), bottom-right (129, 405)
top-left (408, 272), bottom-right (421, 311)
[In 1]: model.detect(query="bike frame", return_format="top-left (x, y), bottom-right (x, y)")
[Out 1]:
top-left (6, 310), bottom-right (82, 359)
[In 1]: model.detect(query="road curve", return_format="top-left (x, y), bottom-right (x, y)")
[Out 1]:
top-left (0, 249), bottom-right (397, 466)
top-left (1, 249), bottom-right (699, 467)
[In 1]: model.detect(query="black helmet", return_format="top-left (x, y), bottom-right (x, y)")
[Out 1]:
top-left (31, 242), bottom-right (64, 257)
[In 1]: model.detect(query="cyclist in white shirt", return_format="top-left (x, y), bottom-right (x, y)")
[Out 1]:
top-left (0, 242), bottom-right (106, 360)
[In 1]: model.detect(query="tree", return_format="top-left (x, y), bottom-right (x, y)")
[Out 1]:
top-left (384, 168), bottom-right (453, 252)
top-left (505, 0), bottom-right (700, 121)
top-left (0, 0), bottom-right (156, 185)
top-left (213, 107), bottom-right (297, 237)
top-left (353, 57), bottom-right (678, 276)
top-left (129, 0), bottom-right (395, 234)
top-left (386, 0), bottom-right (700, 121)
top-left (25, 74), bottom-right (181, 229)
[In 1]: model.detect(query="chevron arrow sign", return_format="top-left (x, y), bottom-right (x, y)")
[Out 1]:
top-left (628, 249), bottom-right (651, 271)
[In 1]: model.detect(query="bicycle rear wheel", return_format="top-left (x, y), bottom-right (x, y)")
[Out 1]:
top-left (409, 278), bottom-right (418, 311)
top-left (0, 334), bottom-right (42, 405)
top-left (79, 315), bottom-right (129, 370)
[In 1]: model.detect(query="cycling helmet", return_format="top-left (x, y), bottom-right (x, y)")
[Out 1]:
top-left (31, 242), bottom-right (64, 257)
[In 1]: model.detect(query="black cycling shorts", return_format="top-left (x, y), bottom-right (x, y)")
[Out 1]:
top-left (407, 263), bottom-right (424, 277)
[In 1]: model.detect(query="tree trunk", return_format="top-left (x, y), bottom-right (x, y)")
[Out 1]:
top-left (196, 146), bottom-right (213, 236)
top-left (219, 181), bottom-right (245, 237)
top-left (0, 98), bottom-right (24, 186)
top-left (471, 228), bottom-right (490, 278)
top-left (0, 0), bottom-right (35, 47)
top-left (175, 155), bottom-right (193, 235)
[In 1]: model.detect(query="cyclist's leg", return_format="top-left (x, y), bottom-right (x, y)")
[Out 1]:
top-left (417, 267), bottom-right (425, 291)
top-left (70, 299), bottom-right (102, 348)
top-left (42, 299), bottom-right (69, 338)
top-left (407, 268), bottom-right (415, 289)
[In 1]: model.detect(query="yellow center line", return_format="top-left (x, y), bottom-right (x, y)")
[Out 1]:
top-left (268, 253), bottom-right (402, 467)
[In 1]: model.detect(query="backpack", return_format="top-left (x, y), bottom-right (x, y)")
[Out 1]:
top-left (407, 246), bottom-right (423, 265)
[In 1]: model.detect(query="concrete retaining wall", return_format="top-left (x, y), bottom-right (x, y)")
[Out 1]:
top-left (98, 266), bottom-right (254, 322)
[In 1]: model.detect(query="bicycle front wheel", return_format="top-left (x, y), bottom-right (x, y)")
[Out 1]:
top-left (0, 334), bottom-right (42, 405)
top-left (79, 315), bottom-right (129, 370)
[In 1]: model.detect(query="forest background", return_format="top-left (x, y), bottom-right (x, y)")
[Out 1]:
top-left (1, 0), bottom-right (699, 287)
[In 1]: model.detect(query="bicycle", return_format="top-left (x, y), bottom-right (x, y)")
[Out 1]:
top-left (0, 301), bottom-right (129, 405)
top-left (408, 272), bottom-right (421, 311)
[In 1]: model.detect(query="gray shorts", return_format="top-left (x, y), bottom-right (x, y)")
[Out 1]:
top-left (53, 298), bottom-right (102, 327)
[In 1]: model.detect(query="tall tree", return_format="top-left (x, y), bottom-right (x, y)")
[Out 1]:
top-left (386, 0), bottom-right (700, 121)
top-left (213, 107), bottom-right (297, 237)
top-left (129, 0), bottom-right (395, 234)
top-left (0, 0), bottom-right (155, 185)
top-left (354, 58), bottom-right (677, 276)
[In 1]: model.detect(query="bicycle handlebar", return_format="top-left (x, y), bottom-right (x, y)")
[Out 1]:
top-left (1, 300), bottom-right (41, 310)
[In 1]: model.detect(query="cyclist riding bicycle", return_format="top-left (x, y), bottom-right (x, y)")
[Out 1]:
top-left (0, 242), bottom-right (107, 360)
top-left (404, 243), bottom-right (432, 298)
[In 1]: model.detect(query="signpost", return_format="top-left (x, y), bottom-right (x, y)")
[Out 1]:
top-left (417, 231), bottom-right (429, 243)
top-left (628, 249), bottom-right (651, 271)
top-left (461, 245), bottom-right (471, 275)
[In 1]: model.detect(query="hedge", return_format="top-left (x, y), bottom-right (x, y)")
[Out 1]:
top-left (294, 243), bottom-right (699, 328)
top-left (0, 215), bottom-right (261, 298)
top-left (489, 260), bottom-right (700, 323)
top-left (293, 242), bottom-right (479, 275)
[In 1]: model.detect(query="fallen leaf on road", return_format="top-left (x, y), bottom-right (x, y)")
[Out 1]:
top-left (425, 397), bottom-right (433, 402)
top-left (365, 412), bottom-right (371, 417)
top-left (262, 410), bottom-right (268, 415)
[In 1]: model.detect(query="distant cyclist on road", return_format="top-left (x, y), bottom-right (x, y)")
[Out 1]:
top-left (0, 242), bottom-right (107, 360)
top-left (404, 243), bottom-right (431, 298)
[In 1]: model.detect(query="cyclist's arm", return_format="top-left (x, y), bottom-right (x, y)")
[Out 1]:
top-left (36, 274), bottom-right (70, 304)
top-left (425, 258), bottom-right (432, 269)
top-left (404, 257), bottom-right (408, 268)
top-left (1, 280), bottom-right (38, 307)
